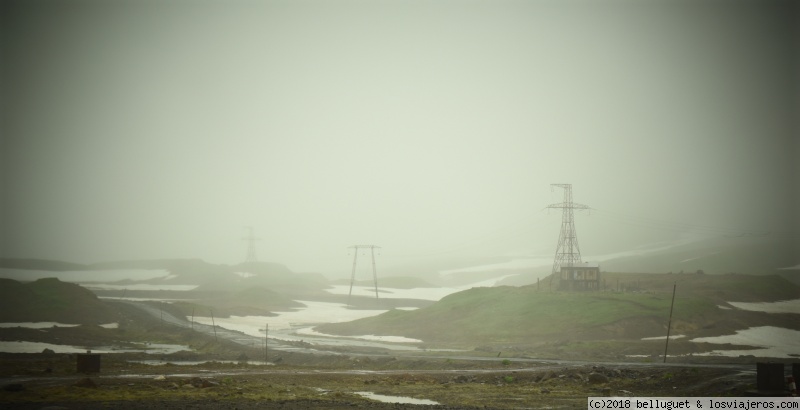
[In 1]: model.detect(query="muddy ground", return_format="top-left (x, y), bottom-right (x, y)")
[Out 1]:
top-left (0, 351), bottom-right (769, 410)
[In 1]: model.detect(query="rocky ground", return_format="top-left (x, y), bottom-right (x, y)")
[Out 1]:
top-left (0, 351), bottom-right (767, 410)
top-left (1, 274), bottom-right (796, 409)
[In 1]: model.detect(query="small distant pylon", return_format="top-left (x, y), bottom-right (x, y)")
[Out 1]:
top-left (547, 184), bottom-right (590, 276)
top-left (347, 245), bottom-right (381, 306)
top-left (242, 227), bottom-right (261, 263)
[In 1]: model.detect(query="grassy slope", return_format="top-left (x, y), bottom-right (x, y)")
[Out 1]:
top-left (316, 273), bottom-right (800, 346)
top-left (0, 278), bottom-right (120, 324)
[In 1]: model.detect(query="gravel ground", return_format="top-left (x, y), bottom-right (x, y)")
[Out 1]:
top-left (1, 353), bottom-right (765, 410)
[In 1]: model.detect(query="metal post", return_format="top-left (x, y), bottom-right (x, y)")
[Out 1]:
top-left (663, 283), bottom-right (677, 363)
top-left (210, 309), bottom-right (218, 343)
top-left (347, 245), bottom-right (381, 306)
top-left (347, 250), bottom-right (359, 307)
top-left (371, 246), bottom-right (379, 300)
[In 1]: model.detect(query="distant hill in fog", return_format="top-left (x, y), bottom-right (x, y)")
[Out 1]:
top-left (0, 278), bottom-right (119, 324)
top-left (597, 235), bottom-right (796, 276)
top-left (0, 257), bottom-right (331, 295)
top-left (3, 234), bottom-right (795, 291)
top-left (480, 235), bottom-right (799, 288)
top-left (0, 257), bottom-right (218, 275)
top-left (0, 258), bottom-right (91, 271)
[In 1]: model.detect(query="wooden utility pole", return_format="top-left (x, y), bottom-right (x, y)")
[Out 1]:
top-left (210, 309), bottom-right (218, 342)
top-left (663, 283), bottom-right (677, 363)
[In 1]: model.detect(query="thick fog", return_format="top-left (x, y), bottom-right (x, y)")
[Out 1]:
top-left (1, 0), bottom-right (797, 276)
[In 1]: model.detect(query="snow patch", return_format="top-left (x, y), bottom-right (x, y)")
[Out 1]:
top-left (641, 334), bottom-right (685, 341)
top-left (691, 326), bottom-right (800, 358)
top-left (297, 327), bottom-right (422, 343)
top-left (727, 299), bottom-right (800, 314)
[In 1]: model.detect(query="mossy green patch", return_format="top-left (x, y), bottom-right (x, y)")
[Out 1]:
top-left (318, 272), bottom-right (796, 347)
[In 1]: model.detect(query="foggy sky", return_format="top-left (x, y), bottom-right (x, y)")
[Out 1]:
top-left (1, 0), bottom-right (798, 275)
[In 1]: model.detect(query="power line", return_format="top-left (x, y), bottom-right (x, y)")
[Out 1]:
top-left (547, 184), bottom-right (590, 275)
top-left (242, 226), bottom-right (261, 263)
top-left (347, 245), bottom-right (380, 307)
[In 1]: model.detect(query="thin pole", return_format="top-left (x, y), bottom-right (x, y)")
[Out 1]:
top-left (191, 307), bottom-right (195, 330)
top-left (265, 323), bottom-right (268, 363)
top-left (371, 247), bottom-right (379, 300)
top-left (663, 283), bottom-right (677, 363)
top-left (210, 309), bottom-right (218, 343)
top-left (347, 250), bottom-right (359, 307)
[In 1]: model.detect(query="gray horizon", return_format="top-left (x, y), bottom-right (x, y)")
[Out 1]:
top-left (2, 0), bottom-right (798, 277)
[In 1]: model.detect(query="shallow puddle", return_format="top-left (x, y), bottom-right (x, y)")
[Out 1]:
top-left (130, 359), bottom-right (274, 366)
top-left (354, 391), bottom-right (439, 405)
top-left (191, 301), bottom-right (387, 335)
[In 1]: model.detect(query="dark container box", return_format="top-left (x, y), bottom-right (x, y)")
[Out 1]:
top-left (756, 362), bottom-right (784, 393)
top-left (76, 353), bottom-right (101, 373)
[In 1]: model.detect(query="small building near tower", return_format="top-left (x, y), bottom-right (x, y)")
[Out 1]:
top-left (559, 262), bottom-right (600, 291)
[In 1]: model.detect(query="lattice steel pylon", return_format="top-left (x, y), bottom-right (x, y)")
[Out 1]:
top-left (242, 226), bottom-right (261, 263)
top-left (547, 184), bottom-right (590, 275)
top-left (347, 245), bottom-right (381, 307)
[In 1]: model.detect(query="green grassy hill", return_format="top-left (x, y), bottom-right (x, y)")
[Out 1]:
top-left (316, 272), bottom-right (800, 349)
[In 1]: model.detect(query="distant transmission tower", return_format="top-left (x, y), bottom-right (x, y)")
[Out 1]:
top-left (547, 184), bottom-right (590, 275)
top-left (347, 245), bottom-right (381, 306)
top-left (242, 227), bottom-right (261, 263)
